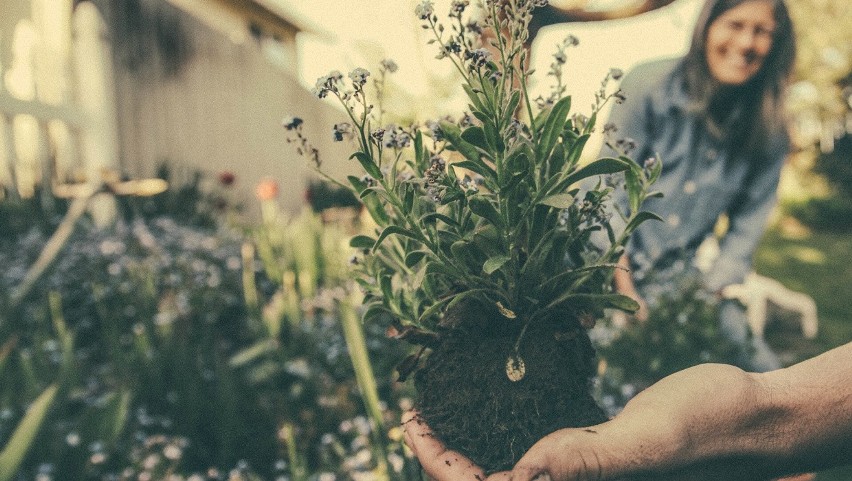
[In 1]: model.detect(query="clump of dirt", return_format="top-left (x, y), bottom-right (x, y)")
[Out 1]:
top-left (413, 310), bottom-right (606, 473)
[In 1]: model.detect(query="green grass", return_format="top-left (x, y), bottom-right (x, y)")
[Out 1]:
top-left (754, 225), bottom-right (852, 480)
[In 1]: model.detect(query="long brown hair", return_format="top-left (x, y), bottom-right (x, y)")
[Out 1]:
top-left (681, 0), bottom-right (796, 155)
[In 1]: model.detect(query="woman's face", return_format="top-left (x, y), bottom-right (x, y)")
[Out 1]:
top-left (705, 0), bottom-right (777, 85)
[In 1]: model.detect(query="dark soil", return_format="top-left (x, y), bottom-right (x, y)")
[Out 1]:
top-left (413, 311), bottom-right (607, 473)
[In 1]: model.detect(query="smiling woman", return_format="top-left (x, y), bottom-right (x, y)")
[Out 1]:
top-left (608, 0), bottom-right (797, 372)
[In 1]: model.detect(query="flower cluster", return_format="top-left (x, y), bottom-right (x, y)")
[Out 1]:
top-left (378, 124), bottom-right (412, 150)
top-left (349, 67), bottom-right (370, 89)
top-left (282, 115), bottom-right (320, 167)
top-left (332, 122), bottom-right (353, 142)
top-left (592, 67), bottom-right (628, 112)
top-left (311, 71), bottom-right (343, 99)
top-left (425, 155), bottom-right (447, 202)
top-left (539, 34), bottom-right (581, 109)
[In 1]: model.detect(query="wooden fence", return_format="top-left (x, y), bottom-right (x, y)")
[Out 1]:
top-left (1, 0), bottom-right (353, 214)
top-left (0, 1), bottom-right (114, 204)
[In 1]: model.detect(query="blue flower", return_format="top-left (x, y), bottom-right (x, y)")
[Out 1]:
top-left (380, 59), bottom-right (399, 73)
top-left (281, 116), bottom-right (303, 130)
top-left (348, 67), bottom-right (370, 87)
top-left (415, 0), bottom-right (434, 20)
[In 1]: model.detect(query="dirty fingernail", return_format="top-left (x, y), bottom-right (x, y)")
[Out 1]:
top-left (532, 473), bottom-right (552, 481)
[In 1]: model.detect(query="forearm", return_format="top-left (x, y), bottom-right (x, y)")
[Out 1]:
top-left (753, 342), bottom-right (852, 473)
top-left (694, 343), bottom-right (852, 478)
top-left (613, 254), bottom-right (637, 295)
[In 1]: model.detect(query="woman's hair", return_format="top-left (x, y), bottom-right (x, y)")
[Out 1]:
top-left (681, 0), bottom-right (796, 155)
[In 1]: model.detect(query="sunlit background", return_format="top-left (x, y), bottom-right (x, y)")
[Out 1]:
top-left (284, 0), bottom-right (703, 117)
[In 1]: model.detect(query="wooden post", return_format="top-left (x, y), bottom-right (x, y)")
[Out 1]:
top-left (0, 110), bottom-right (20, 200)
top-left (72, 2), bottom-right (119, 226)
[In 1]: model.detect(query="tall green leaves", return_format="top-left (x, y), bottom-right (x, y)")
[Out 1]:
top-left (0, 385), bottom-right (59, 481)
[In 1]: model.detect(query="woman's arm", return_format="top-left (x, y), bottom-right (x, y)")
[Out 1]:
top-left (613, 253), bottom-right (648, 321)
top-left (705, 138), bottom-right (788, 292)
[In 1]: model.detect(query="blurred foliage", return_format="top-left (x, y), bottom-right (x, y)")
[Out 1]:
top-left (595, 272), bottom-right (740, 413)
top-left (304, 180), bottom-right (362, 213)
top-left (784, 134), bottom-right (852, 232)
top-left (0, 177), bottom-right (414, 480)
top-left (786, 0), bottom-right (851, 150)
top-left (116, 165), bottom-right (238, 229)
top-left (0, 189), bottom-right (70, 242)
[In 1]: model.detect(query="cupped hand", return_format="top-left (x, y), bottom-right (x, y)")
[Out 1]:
top-left (510, 363), bottom-right (777, 481)
top-left (402, 410), bottom-right (512, 481)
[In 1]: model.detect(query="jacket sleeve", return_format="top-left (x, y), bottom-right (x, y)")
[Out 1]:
top-left (705, 135), bottom-right (789, 291)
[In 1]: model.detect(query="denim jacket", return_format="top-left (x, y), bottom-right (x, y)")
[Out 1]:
top-left (604, 58), bottom-right (789, 291)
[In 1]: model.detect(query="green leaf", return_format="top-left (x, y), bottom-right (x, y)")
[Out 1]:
top-left (539, 263), bottom-right (620, 295)
top-left (77, 389), bottom-right (133, 452)
top-left (468, 195), bottom-right (503, 228)
top-left (539, 193), bottom-right (574, 209)
top-left (439, 121), bottom-right (481, 163)
top-left (380, 275), bottom-right (393, 303)
top-left (584, 110), bottom-right (598, 134)
top-left (0, 385), bottom-right (58, 481)
top-left (349, 235), bottom-right (376, 249)
top-left (649, 154), bottom-right (663, 183)
top-left (454, 160), bottom-right (496, 181)
top-left (483, 255), bottom-right (511, 275)
top-left (403, 184), bottom-right (415, 214)
top-left (536, 95), bottom-right (572, 161)
top-left (411, 263), bottom-right (428, 290)
top-left (358, 187), bottom-right (377, 199)
top-left (445, 288), bottom-right (495, 311)
top-left (504, 90), bottom-right (521, 126)
top-left (561, 157), bottom-right (630, 189)
top-left (471, 110), bottom-right (490, 125)
top-left (623, 211), bottom-right (663, 235)
top-left (229, 339), bottom-right (277, 367)
top-left (415, 130), bottom-right (424, 167)
top-left (348, 175), bottom-right (366, 193)
top-left (363, 303), bottom-right (394, 324)
top-left (348, 176), bottom-right (388, 225)
top-left (374, 226), bottom-right (420, 252)
top-left (500, 171), bottom-right (527, 194)
top-left (418, 296), bottom-right (452, 323)
top-left (461, 126), bottom-right (489, 151)
top-left (350, 151), bottom-right (383, 180)
top-left (625, 169), bottom-right (642, 214)
top-left (547, 293), bottom-right (640, 312)
top-left (564, 133), bottom-right (590, 169)
top-left (482, 119), bottom-right (500, 152)
top-left (463, 84), bottom-right (488, 114)
top-left (405, 250), bottom-right (428, 268)
top-left (420, 212), bottom-right (458, 227)
top-left (533, 106), bottom-right (551, 133)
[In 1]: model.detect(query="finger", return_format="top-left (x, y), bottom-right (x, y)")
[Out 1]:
top-left (402, 411), bottom-right (487, 481)
top-left (510, 427), bottom-right (615, 481)
top-left (486, 471), bottom-right (513, 480)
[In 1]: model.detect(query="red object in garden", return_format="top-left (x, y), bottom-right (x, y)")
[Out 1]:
top-left (255, 179), bottom-right (279, 200)
top-left (218, 171), bottom-right (236, 187)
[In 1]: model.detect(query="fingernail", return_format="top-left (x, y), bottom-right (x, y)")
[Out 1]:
top-left (532, 474), bottom-right (552, 481)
